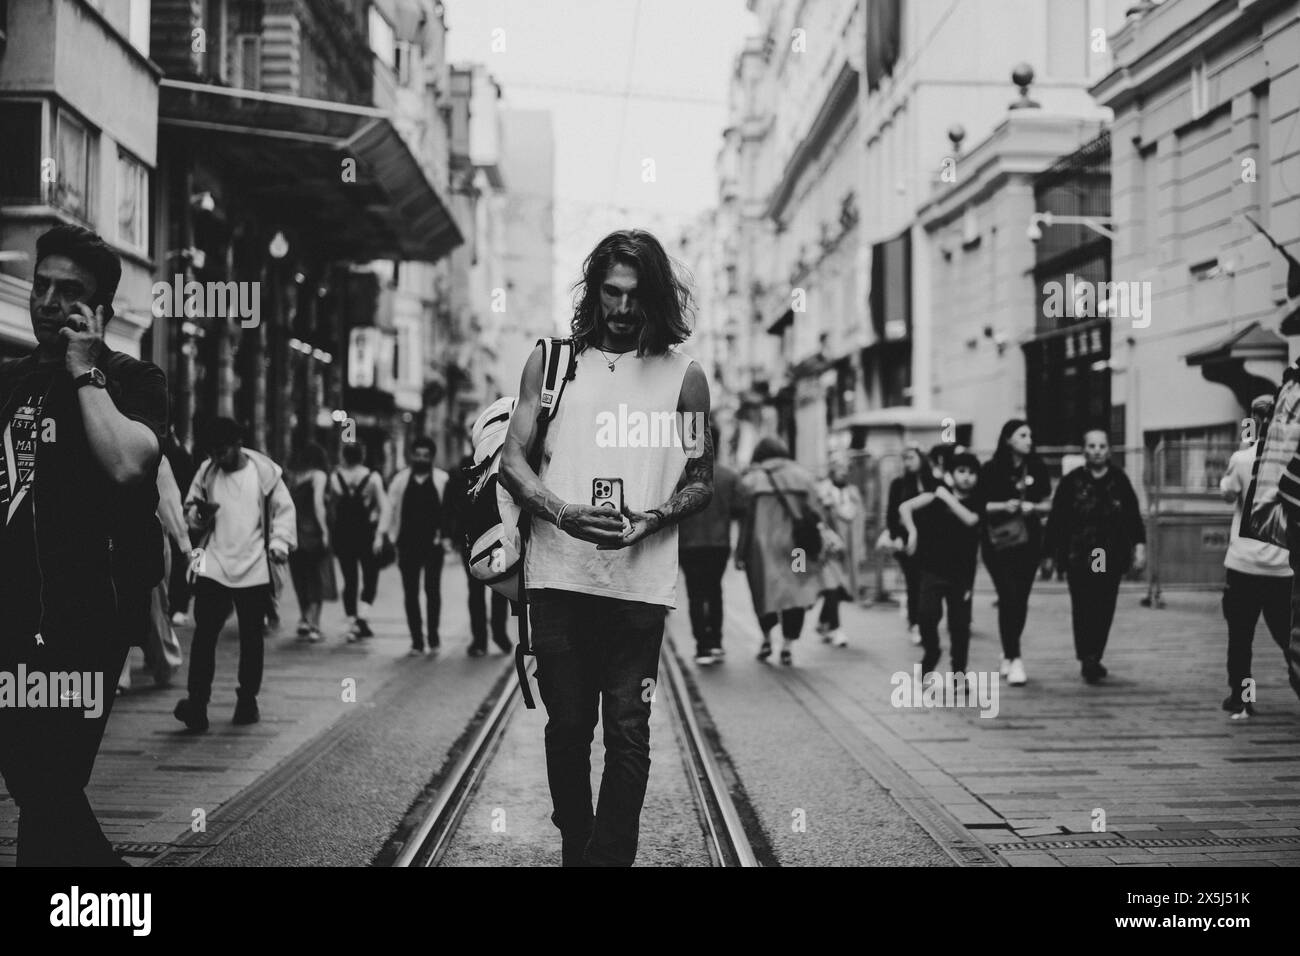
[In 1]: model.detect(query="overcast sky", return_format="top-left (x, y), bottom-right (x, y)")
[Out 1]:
top-left (444, 0), bottom-right (757, 329)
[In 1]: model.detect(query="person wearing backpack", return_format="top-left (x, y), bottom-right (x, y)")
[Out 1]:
top-left (1217, 396), bottom-right (1290, 718)
top-left (329, 443), bottom-right (387, 642)
top-left (286, 442), bottom-right (336, 643)
top-left (735, 436), bottom-right (828, 666)
top-left (384, 437), bottom-right (452, 655)
top-left (500, 229), bottom-right (714, 867)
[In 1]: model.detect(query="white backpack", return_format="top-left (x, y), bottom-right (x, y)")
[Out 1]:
top-left (462, 338), bottom-right (577, 603)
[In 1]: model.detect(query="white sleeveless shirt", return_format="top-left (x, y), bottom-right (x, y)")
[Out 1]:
top-left (525, 345), bottom-right (695, 607)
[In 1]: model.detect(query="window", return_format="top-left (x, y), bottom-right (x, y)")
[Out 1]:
top-left (0, 100), bottom-right (42, 203)
top-left (1144, 423), bottom-right (1236, 493)
top-left (54, 108), bottom-right (96, 223)
top-left (1190, 60), bottom-right (1209, 119)
top-left (369, 6), bottom-right (396, 69)
top-left (116, 149), bottom-right (148, 252)
top-left (234, 34), bottom-right (261, 91)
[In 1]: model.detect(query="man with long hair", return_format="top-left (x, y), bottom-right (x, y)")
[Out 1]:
top-left (501, 229), bottom-right (713, 866)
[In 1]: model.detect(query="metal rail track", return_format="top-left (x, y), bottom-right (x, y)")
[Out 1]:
top-left (393, 646), bottom-right (758, 867)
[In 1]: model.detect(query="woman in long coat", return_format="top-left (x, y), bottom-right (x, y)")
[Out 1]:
top-left (736, 436), bottom-right (827, 666)
top-left (815, 458), bottom-right (861, 646)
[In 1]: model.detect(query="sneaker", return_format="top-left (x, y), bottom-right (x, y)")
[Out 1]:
top-left (171, 611), bottom-right (190, 627)
top-left (829, 630), bottom-right (848, 648)
top-left (355, 619), bottom-right (374, 639)
top-left (296, 620), bottom-right (312, 637)
top-left (408, 647), bottom-right (425, 657)
top-left (173, 698), bottom-right (209, 732)
top-left (695, 653), bottom-right (716, 666)
top-left (1006, 658), bottom-right (1027, 686)
top-left (425, 644), bottom-right (440, 657)
top-left (711, 646), bottom-right (726, 661)
top-left (1229, 709), bottom-right (1251, 720)
top-left (1081, 658), bottom-right (1104, 684)
top-left (306, 627), bottom-right (323, 644)
top-left (909, 624), bottom-right (922, 646)
top-left (1000, 658), bottom-right (1012, 677)
top-left (232, 697), bottom-right (260, 725)
top-left (817, 622), bottom-right (832, 644)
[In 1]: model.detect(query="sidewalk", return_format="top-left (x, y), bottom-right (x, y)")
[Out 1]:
top-left (687, 565), bottom-right (1300, 866)
top-left (0, 555), bottom-right (508, 866)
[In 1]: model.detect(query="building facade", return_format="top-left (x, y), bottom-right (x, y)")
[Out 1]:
top-left (1094, 0), bottom-right (1299, 465)
top-left (0, 0), bottom-right (158, 359)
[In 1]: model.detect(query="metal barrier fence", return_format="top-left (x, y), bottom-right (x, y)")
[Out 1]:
top-left (829, 440), bottom-right (1236, 607)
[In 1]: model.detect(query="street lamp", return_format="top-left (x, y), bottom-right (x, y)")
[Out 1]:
top-left (1027, 211), bottom-right (1117, 242)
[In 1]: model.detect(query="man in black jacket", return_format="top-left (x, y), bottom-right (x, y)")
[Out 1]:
top-left (1044, 428), bottom-right (1146, 684)
top-left (0, 224), bottom-right (168, 865)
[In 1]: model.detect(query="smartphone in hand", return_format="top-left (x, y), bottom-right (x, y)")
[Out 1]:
top-left (592, 477), bottom-right (624, 513)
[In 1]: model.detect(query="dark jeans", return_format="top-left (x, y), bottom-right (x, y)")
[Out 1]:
top-left (188, 578), bottom-right (269, 705)
top-left (982, 542), bottom-right (1040, 659)
top-left (461, 550), bottom-right (509, 650)
top-left (0, 589), bottom-right (146, 866)
top-left (681, 546), bottom-right (729, 655)
top-left (399, 546), bottom-right (444, 650)
top-left (918, 570), bottom-right (973, 673)
top-left (336, 542), bottom-right (379, 618)
top-left (819, 591), bottom-right (843, 630)
top-left (758, 608), bottom-right (805, 641)
top-left (897, 554), bottom-right (922, 626)
top-left (527, 588), bottom-right (667, 867)
top-left (1066, 566), bottom-right (1123, 663)
top-left (1224, 568), bottom-right (1291, 706)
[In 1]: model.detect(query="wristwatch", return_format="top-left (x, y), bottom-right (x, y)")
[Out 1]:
top-left (73, 368), bottom-right (107, 390)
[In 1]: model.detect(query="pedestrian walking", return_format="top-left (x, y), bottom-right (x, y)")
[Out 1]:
top-left (815, 457), bottom-right (862, 647)
top-left (1043, 428), bottom-right (1146, 683)
top-left (119, 455), bottom-right (187, 692)
top-left (899, 452), bottom-right (984, 674)
top-left (0, 224), bottom-right (168, 865)
top-left (385, 437), bottom-right (452, 656)
top-left (174, 418), bottom-right (296, 731)
top-left (163, 428), bottom-right (196, 626)
top-left (979, 419), bottom-right (1052, 686)
top-left (886, 445), bottom-right (933, 642)
top-left (447, 452), bottom-right (513, 656)
top-left (330, 442), bottom-right (387, 642)
top-left (1217, 396), bottom-right (1290, 717)
top-left (286, 442), bottom-right (336, 643)
top-left (736, 436), bottom-right (827, 666)
top-left (679, 429), bottom-right (740, 665)
top-left (501, 229), bottom-right (713, 867)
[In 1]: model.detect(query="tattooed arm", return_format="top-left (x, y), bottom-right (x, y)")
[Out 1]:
top-left (597, 360), bottom-right (713, 550)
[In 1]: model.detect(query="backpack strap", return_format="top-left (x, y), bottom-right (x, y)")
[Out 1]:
top-left (515, 337), bottom-right (578, 709)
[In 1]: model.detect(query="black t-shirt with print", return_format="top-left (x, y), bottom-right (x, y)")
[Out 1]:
top-left (0, 366), bottom-right (54, 638)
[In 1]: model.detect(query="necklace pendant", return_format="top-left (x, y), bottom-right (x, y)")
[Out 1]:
top-left (608, 362), bottom-right (615, 372)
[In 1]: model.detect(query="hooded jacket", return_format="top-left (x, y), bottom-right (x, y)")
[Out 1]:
top-left (185, 448), bottom-right (297, 591)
